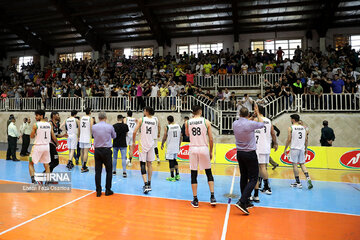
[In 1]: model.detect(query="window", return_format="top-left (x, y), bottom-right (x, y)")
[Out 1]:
top-left (251, 41), bottom-right (264, 51)
top-left (177, 45), bottom-right (189, 55)
top-left (251, 39), bottom-right (302, 60)
top-left (58, 52), bottom-right (92, 61)
top-left (123, 47), bottom-right (153, 58)
top-left (176, 43), bottom-right (223, 56)
top-left (17, 56), bottom-right (33, 72)
top-left (350, 35), bottom-right (360, 51)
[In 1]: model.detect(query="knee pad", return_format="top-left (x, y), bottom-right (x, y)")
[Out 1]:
top-left (174, 159), bottom-right (178, 166)
top-left (154, 147), bottom-right (159, 155)
top-left (205, 168), bottom-right (214, 182)
top-left (140, 162), bottom-right (146, 175)
top-left (191, 170), bottom-right (198, 184)
top-left (168, 159), bottom-right (175, 169)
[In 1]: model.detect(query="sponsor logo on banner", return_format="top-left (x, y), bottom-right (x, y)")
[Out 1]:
top-left (56, 140), bottom-right (68, 153)
top-left (280, 149), bottom-right (315, 165)
top-left (340, 149), bottom-right (360, 169)
top-left (89, 144), bottom-right (95, 155)
top-left (177, 144), bottom-right (189, 161)
top-left (225, 148), bottom-right (237, 163)
top-left (133, 144), bottom-right (139, 159)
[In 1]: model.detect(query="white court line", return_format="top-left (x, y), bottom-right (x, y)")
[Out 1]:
top-left (221, 166), bottom-right (237, 240)
top-left (0, 190), bottom-right (95, 236)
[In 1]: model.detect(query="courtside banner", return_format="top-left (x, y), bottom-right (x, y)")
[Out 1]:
top-left (327, 147), bottom-right (360, 170)
top-left (216, 144), bottom-right (238, 165)
top-left (216, 144), bottom-right (360, 170)
top-left (56, 138), bottom-right (359, 170)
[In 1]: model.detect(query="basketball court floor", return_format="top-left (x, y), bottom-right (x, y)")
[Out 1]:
top-left (0, 155), bottom-right (359, 240)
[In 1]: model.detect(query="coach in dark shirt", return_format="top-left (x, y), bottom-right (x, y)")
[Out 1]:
top-left (113, 115), bottom-right (129, 177)
top-left (320, 120), bottom-right (335, 146)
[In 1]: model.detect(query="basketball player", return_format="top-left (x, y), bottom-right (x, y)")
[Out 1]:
top-left (284, 114), bottom-right (313, 189)
top-left (125, 111), bottom-right (137, 166)
top-left (250, 105), bottom-right (278, 202)
top-left (49, 111), bottom-right (65, 172)
top-left (161, 115), bottom-right (182, 181)
top-left (153, 114), bottom-right (161, 163)
top-left (64, 110), bottom-right (80, 170)
top-left (185, 105), bottom-right (216, 208)
top-left (132, 106), bottom-right (158, 194)
top-left (79, 108), bottom-right (94, 173)
top-left (29, 110), bottom-right (57, 184)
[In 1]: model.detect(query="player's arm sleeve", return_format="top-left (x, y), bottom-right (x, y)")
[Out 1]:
top-left (30, 124), bottom-right (37, 139)
top-left (284, 127), bottom-right (292, 151)
top-left (185, 121), bottom-right (189, 137)
top-left (251, 121), bottom-right (264, 131)
top-left (132, 118), bottom-right (142, 141)
top-left (161, 127), bottom-right (168, 145)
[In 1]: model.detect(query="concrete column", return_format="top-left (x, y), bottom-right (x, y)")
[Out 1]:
top-left (92, 51), bottom-right (99, 61)
top-left (319, 37), bottom-right (326, 53)
top-left (40, 55), bottom-right (48, 70)
top-left (234, 42), bottom-right (240, 53)
top-left (158, 46), bottom-right (164, 57)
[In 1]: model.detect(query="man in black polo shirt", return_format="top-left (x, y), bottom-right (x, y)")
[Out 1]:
top-left (113, 115), bottom-right (129, 177)
top-left (320, 120), bottom-right (335, 146)
top-left (49, 112), bottom-right (65, 172)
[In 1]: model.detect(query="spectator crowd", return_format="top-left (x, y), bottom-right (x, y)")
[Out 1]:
top-left (0, 44), bottom-right (359, 112)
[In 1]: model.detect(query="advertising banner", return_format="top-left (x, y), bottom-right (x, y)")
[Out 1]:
top-left (56, 138), bottom-right (359, 170)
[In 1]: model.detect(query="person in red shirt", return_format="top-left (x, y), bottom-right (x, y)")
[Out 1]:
top-left (185, 70), bottom-right (195, 85)
top-left (276, 47), bottom-right (284, 61)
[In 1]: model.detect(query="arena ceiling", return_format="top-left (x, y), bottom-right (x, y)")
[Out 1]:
top-left (0, 0), bottom-right (359, 57)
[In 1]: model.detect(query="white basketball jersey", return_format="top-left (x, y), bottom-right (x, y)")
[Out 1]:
top-left (188, 117), bottom-right (208, 147)
top-left (79, 116), bottom-right (91, 143)
top-left (290, 125), bottom-right (306, 150)
top-left (255, 117), bottom-right (272, 154)
top-left (34, 121), bottom-right (51, 145)
top-left (166, 124), bottom-right (181, 154)
top-left (66, 117), bottom-right (78, 137)
top-left (140, 117), bottom-right (157, 152)
top-left (127, 117), bottom-right (137, 133)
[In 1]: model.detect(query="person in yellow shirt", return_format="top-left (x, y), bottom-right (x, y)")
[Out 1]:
top-left (160, 83), bottom-right (169, 109)
top-left (203, 61), bottom-right (212, 74)
top-left (174, 66), bottom-right (182, 77)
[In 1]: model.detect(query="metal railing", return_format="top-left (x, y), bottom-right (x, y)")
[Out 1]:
top-left (181, 95), bottom-right (220, 128)
top-left (263, 95), bottom-right (298, 118)
top-left (221, 114), bottom-right (238, 134)
top-left (301, 93), bottom-right (360, 112)
top-left (7, 98), bottom-right (42, 111)
top-left (194, 75), bottom-right (215, 88)
top-left (0, 99), bottom-right (7, 110)
top-left (217, 74), bottom-right (261, 88)
top-left (49, 97), bottom-right (82, 111)
top-left (194, 73), bottom-right (282, 89)
top-left (2, 94), bottom-right (359, 135)
top-left (84, 97), bottom-right (127, 112)
top-left (264, 73), bottom-right (282, 85)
